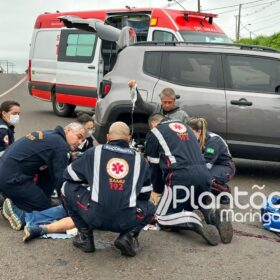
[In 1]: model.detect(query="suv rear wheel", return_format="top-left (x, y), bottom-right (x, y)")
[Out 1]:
top-left (52, 94), bottom-right (76, 117)
top-left (130, 122), bottom-right (149, 146)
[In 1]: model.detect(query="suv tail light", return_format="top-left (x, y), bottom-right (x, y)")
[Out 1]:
top-left (99, 80), bottom-right (112, 98)
top-left (28, 59), bottom-right (32, 81)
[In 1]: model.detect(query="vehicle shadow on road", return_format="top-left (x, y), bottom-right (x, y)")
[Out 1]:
top-left (234, 158), bottom-right (280, 180)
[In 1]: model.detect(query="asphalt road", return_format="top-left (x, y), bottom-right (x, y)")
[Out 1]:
top-left (0, 74), bottom-right (280, 280)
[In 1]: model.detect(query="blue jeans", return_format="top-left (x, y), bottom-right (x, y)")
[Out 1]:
top-left (25, 204), bottom-right (68, 226)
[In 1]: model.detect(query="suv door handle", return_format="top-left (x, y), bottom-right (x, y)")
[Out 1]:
top-left (231, 98), bottom-right (253, 106)
top-left (88, 65), bottom-right (95, 69)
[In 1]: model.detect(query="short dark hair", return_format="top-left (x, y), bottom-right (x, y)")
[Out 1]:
top-left (76, 111), bottom-right (94, 125)
top-left (0, 100), bottom-right (20, 118)
top-left (148, 113), bottom-right (164, 128)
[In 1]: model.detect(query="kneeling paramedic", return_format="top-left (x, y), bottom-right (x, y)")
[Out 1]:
top-left (145, 114), bottom-right (233, 245)
top-left (0, 123), bottom-right (85, 230)
top-left (62, 122), bottom-right (155, 257)
top-left (187, 117), bottom-right (235, 205)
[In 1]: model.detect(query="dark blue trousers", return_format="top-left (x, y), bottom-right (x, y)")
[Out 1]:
top-left (62, 182), bottom-right (156, 234)
top-left (210, 164), bottom-right (235, 185)
top-left (0, 160), bottom-right (53, 212)
top-left (0, 181), bottom-right (52, 212)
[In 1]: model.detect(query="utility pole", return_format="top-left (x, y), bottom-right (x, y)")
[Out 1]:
top-left (198, 0), bottom-right (201, 12)
top-left (236, 4), bottom-right (242, 40)
top-left (167, 0), bottom-right (186, 10)
top-left (235, 16), bottom-right (237, 41)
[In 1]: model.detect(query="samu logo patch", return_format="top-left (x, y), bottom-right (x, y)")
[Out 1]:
top-left (106, 158), bottom-right (129, 179)
top-left (169, 122), bottom-right (189, 141)
top-left (169, 122), bottom-right (187, 133)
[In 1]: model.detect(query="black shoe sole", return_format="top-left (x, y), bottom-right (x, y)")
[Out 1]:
top-left (215, 210), bottom-right (233, 244)
top-left (2, 199), bottom-right (24, 231)
top-left (114, 238), bottom-right (136, 257)
top-left (192, 210), bottom-right (219, 246)
top-left (197, 224), bottom-right (220, 246)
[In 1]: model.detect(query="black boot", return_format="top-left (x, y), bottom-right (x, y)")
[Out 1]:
top-left (220, 195), bottom-right (231, 205)
top-left (187, 210), bottom-right (219, 246)
top-left (213, 209), bottom-right (233, 244)
top-left (200, 208), bottom-right (233, 244)
top-left (211, 181), bottom-right (231, 205)
top-left (114, 232), bottom-right (139, 257)
top-left (73, 228), bottom-right (95, 253)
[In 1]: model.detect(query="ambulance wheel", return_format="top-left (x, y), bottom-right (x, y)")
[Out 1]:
top-left (52, 95), bottom-right (76, 117)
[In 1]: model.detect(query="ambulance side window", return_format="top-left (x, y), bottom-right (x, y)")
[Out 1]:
top-left (58, 30), bottom-right (97, 63)
top-left (153, 30), bottom-right (177, 42)
top-left (33, 30), bottom-right (58, 60)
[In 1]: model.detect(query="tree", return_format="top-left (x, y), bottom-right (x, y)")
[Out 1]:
top-left (235, 33), bottom-right (280, 51)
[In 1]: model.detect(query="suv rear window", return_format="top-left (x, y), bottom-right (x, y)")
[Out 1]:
top-left (160, 52), bottom-right (221, 88)
top-left (225, 55), bottom-right (280, 93)
top-left (143, 51), bottom-right (162, 78)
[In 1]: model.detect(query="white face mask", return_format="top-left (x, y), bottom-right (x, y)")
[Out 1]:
top-left (9, 114), bottom-right (20, 125)
top-left (87, 129), bottom-right (94, 137)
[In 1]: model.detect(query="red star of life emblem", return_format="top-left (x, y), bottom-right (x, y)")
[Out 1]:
top-left (169, 122), bottom-right (187, 133)
top-left (174, 123), bottom-right (183, 130)
top-left (106, 158), bottom-right (129, 179)
top-left (112, 162), bottom-right (124, 174)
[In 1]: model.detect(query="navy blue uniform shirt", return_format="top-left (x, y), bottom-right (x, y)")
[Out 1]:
top-left (0, 126), bottom-right (70, 189)
top-left (63, 140), bottom-right (152, 210)
top-left (204, 132), bottom-right (233, 170)
top-left (145, 119), bottom-right (211, 193)
top-left (0, 118), bottom-right (15, 155)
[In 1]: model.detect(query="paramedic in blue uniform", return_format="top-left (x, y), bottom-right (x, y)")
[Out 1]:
top-left (0, 101), bottom-right (21, 208)
top-left (76, 111), bottom-right (99, 150)
top-left (0, 100), bottom-right (21, 157)
top-left (62, 121), bottom-right (155, 257)
top-left (0, 123), bottom-right (85, 230)
top-left (187, 117), bottom-right (235, 200)
top-left (145, 114), bottom-right (233, 244)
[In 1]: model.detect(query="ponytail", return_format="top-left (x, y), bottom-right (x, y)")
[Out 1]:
top-left (187, 117), bottom-right (208, 151)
